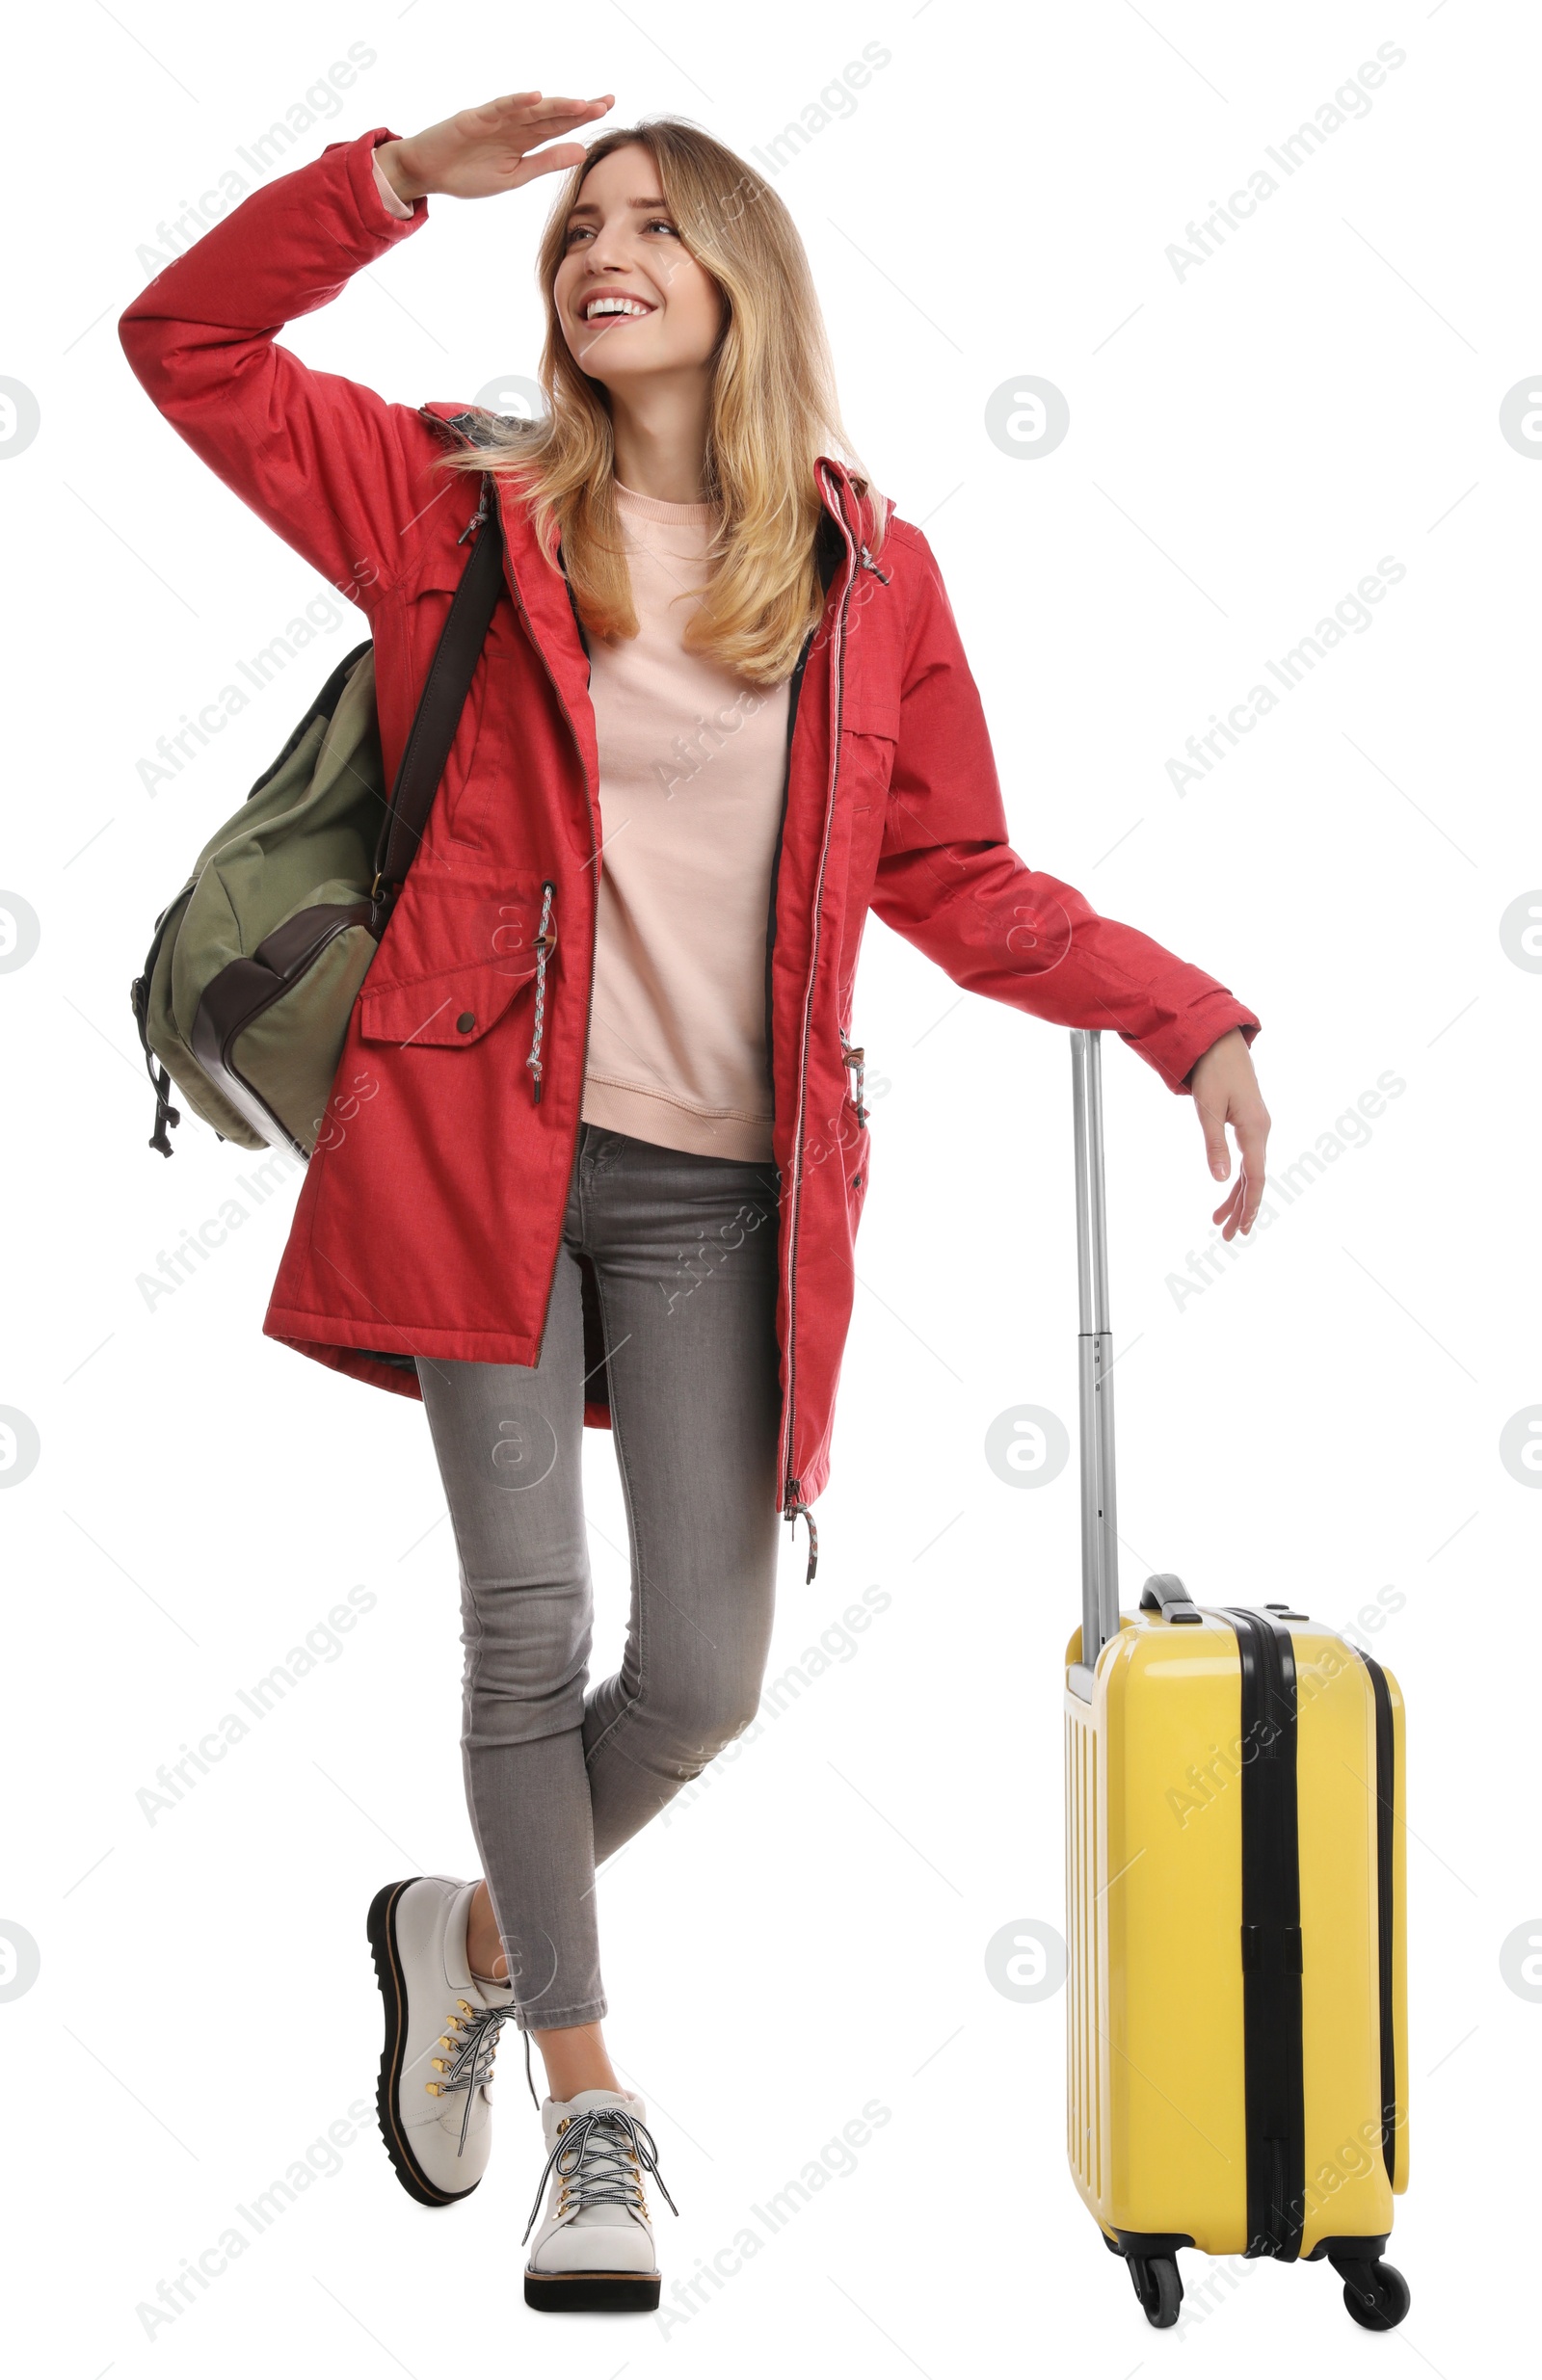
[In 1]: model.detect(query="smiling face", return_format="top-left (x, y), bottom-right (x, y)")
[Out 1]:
top-left (553, 142), bottom-right (726, 392)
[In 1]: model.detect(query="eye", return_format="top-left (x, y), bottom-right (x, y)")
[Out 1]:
top-left (564, 224), bottom-right (594, 246)
top-left (643, 217), bottom-right (678, 238)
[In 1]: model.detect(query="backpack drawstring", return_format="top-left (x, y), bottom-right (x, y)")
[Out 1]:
top-left (131, 975), bottom-right (181, 1155)
top-left (146, 1061), bottom-right (180, 1157)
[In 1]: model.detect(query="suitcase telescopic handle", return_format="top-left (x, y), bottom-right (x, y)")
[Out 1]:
top-left (1072, 1031), bottom-right (1122, 1687)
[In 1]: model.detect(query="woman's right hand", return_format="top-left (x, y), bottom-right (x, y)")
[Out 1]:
top-left (376, 91), bottom-right (614, 205)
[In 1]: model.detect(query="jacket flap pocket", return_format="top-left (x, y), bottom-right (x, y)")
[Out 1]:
top-left (841, 698), bottom-right (900, 742)
top-left (359, 955), bottom-right (538, 1047)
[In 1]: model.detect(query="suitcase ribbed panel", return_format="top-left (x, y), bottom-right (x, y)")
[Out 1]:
top-left (1065, 1699), bottom-right (1101, 2200)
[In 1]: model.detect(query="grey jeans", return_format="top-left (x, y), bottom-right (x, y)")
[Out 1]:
top-left (414, 1124), bottom-right (782, 2031)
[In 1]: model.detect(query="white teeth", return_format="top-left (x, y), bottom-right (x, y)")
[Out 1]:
top-left (585, 297), bottom-right (651, 322)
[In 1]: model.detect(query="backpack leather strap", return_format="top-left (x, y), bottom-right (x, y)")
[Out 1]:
top-left (372, 478), bottom-right (505, 898)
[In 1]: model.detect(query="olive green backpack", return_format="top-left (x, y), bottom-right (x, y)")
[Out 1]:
top-left (130, 478), bottom-right (503, 1158)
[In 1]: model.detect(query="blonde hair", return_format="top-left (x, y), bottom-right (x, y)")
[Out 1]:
top-left (440, 117), bottom-right (884, 686)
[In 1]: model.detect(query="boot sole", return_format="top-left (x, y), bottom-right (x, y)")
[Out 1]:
top-left (366, 1878), bottom-right (481, 2208)
top-left (524, 2269), bottom-right (662, 2313)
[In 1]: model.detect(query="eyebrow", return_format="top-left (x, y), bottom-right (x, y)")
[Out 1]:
top-left (565, 197), bottom-right (669, 223)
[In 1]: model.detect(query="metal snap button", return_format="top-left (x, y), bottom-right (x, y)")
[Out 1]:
top-left (456, 1012), bottom-right (476, 1033)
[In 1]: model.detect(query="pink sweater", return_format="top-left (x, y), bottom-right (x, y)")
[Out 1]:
top-left (375, 156), bottom-right (788, 1161)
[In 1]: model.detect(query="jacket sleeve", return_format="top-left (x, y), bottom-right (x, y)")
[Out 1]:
top-left (868, 522), bottom-right (1261, 1093)
top-left (119, 127), bottom-right (436, 604)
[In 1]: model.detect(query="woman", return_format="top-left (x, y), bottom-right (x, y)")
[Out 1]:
top-left (120, 90), bottom-right (1269, 2313)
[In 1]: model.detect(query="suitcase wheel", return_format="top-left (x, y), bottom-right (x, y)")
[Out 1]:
top-left (1335, 2257), bottom-right (1411, 2331)
top-left (1127, 2253), bottom-right (1183, 2329)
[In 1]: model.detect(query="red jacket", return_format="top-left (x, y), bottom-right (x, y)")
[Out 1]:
top-left (120, 127), bottom-right (1260, 1523)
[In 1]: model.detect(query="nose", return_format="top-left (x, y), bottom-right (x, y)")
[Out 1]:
top-left (583, 218), bottom-right (634, 279)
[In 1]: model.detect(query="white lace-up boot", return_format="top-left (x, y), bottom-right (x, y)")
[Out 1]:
top-left (523, 2087), bottom-right (678, 2311)
top-left (366, 1875), bottom-right (517, 2205)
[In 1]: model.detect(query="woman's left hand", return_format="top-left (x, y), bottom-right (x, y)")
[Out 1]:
top-left (1188, 1029), bottom-right (1270, 1239)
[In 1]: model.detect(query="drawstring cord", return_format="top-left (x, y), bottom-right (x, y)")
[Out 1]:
top-left (457, 475), bottom-right (492, 543)
top-left (784, 1480), bottom-right (819, 1583)
top-left (474, 1959), bottom-right (541, 2108)
top-left (525, 881), bottom-right (556, 1103)
top-left (839, 1032), bottom-right (867, 1124)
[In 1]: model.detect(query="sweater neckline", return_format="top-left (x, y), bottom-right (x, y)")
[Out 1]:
top-left (613, 478), bottom-right (718, 527)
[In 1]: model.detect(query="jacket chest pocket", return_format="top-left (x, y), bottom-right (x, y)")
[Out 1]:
top-left (397, 555), bottom-right (497, 844)
top-left (840, 697), bottom-right (900, 805)
top-left (837, 697), bottom-right (900, 938)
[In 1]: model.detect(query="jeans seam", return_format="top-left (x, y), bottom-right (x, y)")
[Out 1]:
top-left (426, 1378), bottom-right (490, 1759)
top-left (580, 1260), bottom-right (650, 1776)
top-left (439, 1443), bottom-right (509, 1970)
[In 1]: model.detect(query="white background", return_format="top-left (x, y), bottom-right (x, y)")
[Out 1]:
top-left (2, 2), bottom-right (1536, 2372)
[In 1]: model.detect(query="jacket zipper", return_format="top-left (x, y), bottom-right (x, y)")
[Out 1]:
top-left (491, 506), bottom-right (602, 1359)
top-left (479, 456), bottom-right (878, 1489)
top-left (779, 468), bottom-right (869, 1577)
top-left (764, 509), bottom-right (842, 1113)
top-left (762, 627), bottom-right (816, 1099)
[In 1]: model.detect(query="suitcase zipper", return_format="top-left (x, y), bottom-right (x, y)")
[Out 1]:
top-left (1224, 1607), bottom-right (1306, 2261)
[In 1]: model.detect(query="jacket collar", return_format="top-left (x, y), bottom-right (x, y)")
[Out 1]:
top-left (434, 410), bottom-right (870, 794)
top-left (424, 403), bottom-right (874, 573)
top-left (813, 451), bottom-right (874, 571)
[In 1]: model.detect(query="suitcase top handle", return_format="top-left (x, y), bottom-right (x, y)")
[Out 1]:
top-left (1139, 1573), bottom-right (1204, 1625)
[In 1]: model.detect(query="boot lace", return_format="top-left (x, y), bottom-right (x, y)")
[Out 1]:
top-left (424, 1997), bottom-right (514, 2156)
top-left (521, 2105), bottom-right (678, 2243)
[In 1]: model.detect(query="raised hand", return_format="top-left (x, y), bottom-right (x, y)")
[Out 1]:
top-left (376, 91), bottom-right (615, 205)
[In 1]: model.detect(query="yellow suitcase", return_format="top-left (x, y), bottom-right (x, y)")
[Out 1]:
top-left (1062, 1032), bottom-right (1409, 2332)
